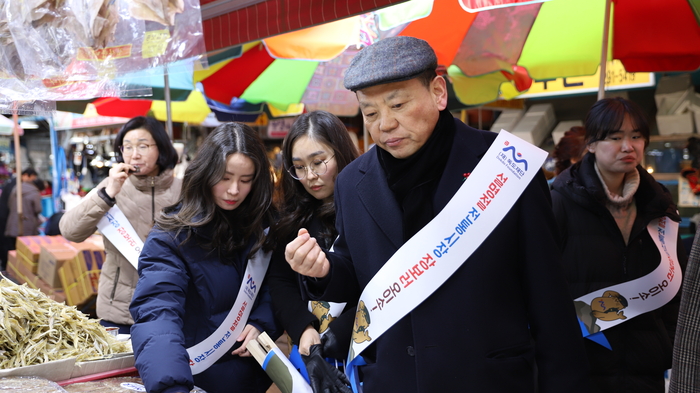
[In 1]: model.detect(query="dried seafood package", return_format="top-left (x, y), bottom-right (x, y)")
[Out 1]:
top-left (0, 376), bottom-right (67, 392)
top-left (0, 0), bottom-right (204, 81)
top-left (129, 0), bottom-right (184, 26)
top-left (0, 277), bottom-right (131, 370)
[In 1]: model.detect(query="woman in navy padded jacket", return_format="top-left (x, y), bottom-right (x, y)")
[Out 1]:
top-left (130, 123), bottom-right (280, 393)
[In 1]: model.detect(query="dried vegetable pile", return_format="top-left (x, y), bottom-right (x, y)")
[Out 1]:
top-left (0, 277), bottom-right (130, 369)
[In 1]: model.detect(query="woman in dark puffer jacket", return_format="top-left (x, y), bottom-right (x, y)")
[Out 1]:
top-left (551, 97), bottom-right (686, 393)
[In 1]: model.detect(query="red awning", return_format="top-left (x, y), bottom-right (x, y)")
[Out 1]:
top-left (201, 0), bottom-right (407, 52)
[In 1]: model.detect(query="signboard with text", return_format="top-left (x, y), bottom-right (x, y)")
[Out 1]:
top-left (508, 60), bottom-right (655, 99)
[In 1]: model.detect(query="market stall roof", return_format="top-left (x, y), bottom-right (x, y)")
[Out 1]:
top-left (200, 0), bottom-right (408, 51)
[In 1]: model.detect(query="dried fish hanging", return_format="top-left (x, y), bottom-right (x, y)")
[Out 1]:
top-left (0, 0), bottom-right (206, 115)
top-left (129, 0), bottom-right (185, 26)
top-left (0, 277), bottom-right (131, 369)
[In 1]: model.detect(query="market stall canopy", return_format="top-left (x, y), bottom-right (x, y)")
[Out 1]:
top-left (91, 89), bottom-right (211, 124)
top-left (200, 0), bottom-right (408, 51)
top-left (197, 41), bottom-right (360, 116)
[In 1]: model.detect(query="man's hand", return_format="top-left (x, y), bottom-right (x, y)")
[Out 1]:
top-left (285, 228), bottom-right (330, 278)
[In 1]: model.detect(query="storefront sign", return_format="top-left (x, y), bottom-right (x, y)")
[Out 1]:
top-left (512, 60), bottom-right (655, 99)
top-left (267, 117), bottom-right (298, 139)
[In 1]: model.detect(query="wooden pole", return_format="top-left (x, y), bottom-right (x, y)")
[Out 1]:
top-left (597, 0), bottom-right (612, 101)
top-left (11, 103), bottom-right (23, 236)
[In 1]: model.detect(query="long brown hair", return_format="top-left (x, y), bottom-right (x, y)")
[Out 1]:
top-left (158, 123), bottom-right (274, 258)
top-left (272, 111), bottom-right (359, 248)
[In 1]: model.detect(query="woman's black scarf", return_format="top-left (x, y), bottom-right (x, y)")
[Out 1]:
top-left (377, 109), bottom-right (456, 241)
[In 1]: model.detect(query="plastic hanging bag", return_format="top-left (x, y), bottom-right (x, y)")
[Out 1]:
top-left (2, 0), bottom-right (206, 81)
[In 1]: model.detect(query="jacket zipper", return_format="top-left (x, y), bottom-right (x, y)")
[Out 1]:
top-left (151, 177), bottom-right (155, 223)
top-left (110, 266), bottom-right (120, 304)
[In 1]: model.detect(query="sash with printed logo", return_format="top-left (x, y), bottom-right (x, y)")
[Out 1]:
top-left (96, 205), bottom-right (144, 270)
top-left (187, 248), bottom-right (272, 374)
top-left (345, 130), bottom-right (547, 392)
top-left (574, 216), bottom-right (682, 350)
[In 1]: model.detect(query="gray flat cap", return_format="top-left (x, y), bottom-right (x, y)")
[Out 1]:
top-left (344, 36), bottom-right (437, 92)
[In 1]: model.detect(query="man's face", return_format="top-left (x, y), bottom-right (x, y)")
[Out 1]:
top-left (21, 174), bottom-right (36, 182)
top-left (357, 76), bottom-right (448, 159)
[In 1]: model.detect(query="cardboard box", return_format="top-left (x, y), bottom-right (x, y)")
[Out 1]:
top-left (7, 249), bottom-right (16, 267)
top-left (59, 264), bottom-right (80, 306)
top-left (6, 251), bottom-right (27, 285)
top-left (69, 235), bottom-right (105, 252)
top-left (16, 248), bottom-right (38, 274)
top-left (37, 245), bottom-right (78, 289)
top-left (16, 236), bottom-right (69, 263)
top-left (75, 249), bottom-right (105, 272)
top-left (33, 276), bottom-right (66, 304)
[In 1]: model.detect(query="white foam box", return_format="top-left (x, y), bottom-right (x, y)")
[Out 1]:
top-left (656, 112), bottom-right (694, 135)
top-left (551, 120), bottom-right (584, 145)
top-left (490, 110), bottom-right (524, 133)
top-left (512, 103), bottom-right (556, 146)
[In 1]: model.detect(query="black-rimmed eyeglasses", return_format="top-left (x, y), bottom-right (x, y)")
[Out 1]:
top-left (287, 155), bottom-right (335, 180)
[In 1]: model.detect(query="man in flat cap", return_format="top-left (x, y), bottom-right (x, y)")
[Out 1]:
top-left (286, 36), bottom-right (590, 393)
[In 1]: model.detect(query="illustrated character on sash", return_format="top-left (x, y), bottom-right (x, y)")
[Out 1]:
top-left (591, 290), bottom-right (628, 321)
top-left (311, 301), bottom-right (335, 333)
top-left (575, 290), bottom-right (629, 335)
top-left (352, 300), bottom-right (371, 344)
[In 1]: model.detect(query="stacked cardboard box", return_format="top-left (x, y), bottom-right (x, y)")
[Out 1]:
top-left (59, 242), bottom-right (105, 307)
top-left (37, 244), bottom-right (78, 288)
top-left (6, 250), bottom-right (66, 303)
top-left (15, 235), bottom-right (70, 274)
top-left (5, 235), bottom-right (106, 307)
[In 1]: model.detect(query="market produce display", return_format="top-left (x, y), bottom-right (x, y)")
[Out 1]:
top-left (0, 277), bottom-right (130, 369)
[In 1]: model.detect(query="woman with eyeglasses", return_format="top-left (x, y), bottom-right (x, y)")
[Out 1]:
top-left (60, 116), bottom-right (181, 334)
top-left (268, 111), bottom-right (359, 392)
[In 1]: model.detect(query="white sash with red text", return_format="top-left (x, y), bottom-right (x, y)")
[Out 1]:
top-left (574, 217), bottom-right (682, 338)
top-left (96, 205), bottom-right (143, 270)
top-left (187, 247), bottom-right (271, 374)
top-left (346, 131), bottom-right (548, 383)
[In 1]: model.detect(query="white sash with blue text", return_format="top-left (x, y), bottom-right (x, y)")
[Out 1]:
top-left (187, 248), bottom-right (272, 375)
top-left (346, 131), bottom-right (547, 387)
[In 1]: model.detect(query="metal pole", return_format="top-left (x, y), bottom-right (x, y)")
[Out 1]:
top-left (48, 115), bottom-right (60, 214)
top-left (597, 0), bottom-right (612, 101)
top-left (164, 65), bottom-right (173, 140)
top-left (11, 103), bottom-right (23, 236)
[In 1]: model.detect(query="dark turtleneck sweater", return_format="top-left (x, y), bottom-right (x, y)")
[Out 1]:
top-left (377, 109), bottom-right (456, 241)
